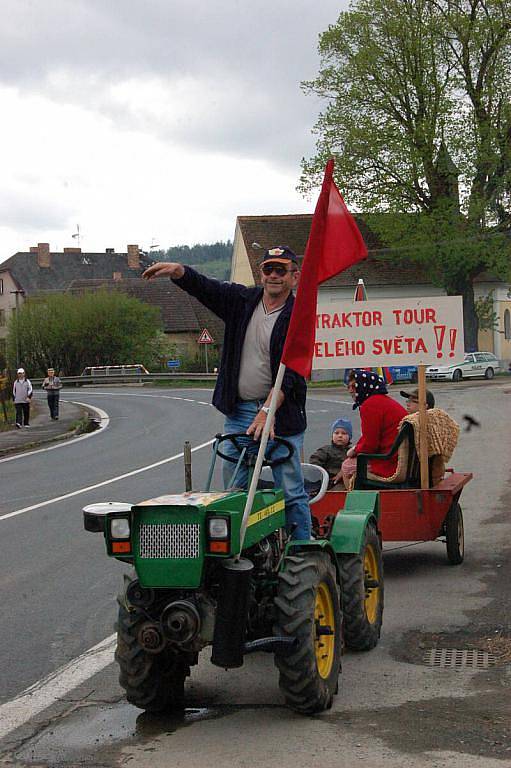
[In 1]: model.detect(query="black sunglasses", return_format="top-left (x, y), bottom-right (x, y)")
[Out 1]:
top-left (261, 264), bottom-right (297, 276)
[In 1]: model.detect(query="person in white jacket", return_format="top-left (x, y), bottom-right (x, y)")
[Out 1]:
top-left (13, 368), bottom-right (33, 428)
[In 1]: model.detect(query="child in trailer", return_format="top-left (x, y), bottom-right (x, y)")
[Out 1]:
top-left (309, 418), bottom-right (353, 489)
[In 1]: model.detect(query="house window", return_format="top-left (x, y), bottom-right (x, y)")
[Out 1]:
top-left (0, 309), bottom-right (5, 327)
top-left (0, 278), bottom-right (3, 295)
top-left (505, 309), bottom-right (511, 341)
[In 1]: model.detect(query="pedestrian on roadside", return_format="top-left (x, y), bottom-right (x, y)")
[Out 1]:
top-left (13, 368), bottom-right (33, 428)
top-left (142, 246), bottom-right (311, 541)
top-left (42, 367), bottom-right (63, 420)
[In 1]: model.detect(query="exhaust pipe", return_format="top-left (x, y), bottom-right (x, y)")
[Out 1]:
top-left (211, 558), bottom-right (254, 669)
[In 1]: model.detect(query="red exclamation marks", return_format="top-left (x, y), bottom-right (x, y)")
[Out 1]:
top-left (434, 325), bottom-right (446, 358)
top-left (449, 329), bottom-right (457, 357)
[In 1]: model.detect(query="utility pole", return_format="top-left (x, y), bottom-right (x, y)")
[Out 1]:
top-left (10, 289), bottom-right (25, 369)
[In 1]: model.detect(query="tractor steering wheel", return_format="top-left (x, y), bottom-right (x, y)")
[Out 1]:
top-left (214, 432), bottom-right (294, 468)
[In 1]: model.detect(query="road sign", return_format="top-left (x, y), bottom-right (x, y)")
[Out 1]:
top-left (167, 360), bottom-right (181, 368)
top-left (313, 296), bottom-right (464, 370)
top-left (198, 328), bottom-right (214, 344)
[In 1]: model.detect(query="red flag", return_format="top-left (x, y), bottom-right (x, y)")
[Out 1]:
top-left (281, 159), bottom-right (367, 377)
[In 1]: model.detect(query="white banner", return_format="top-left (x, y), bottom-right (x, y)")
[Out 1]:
top-left (313, 296), bottom-right (464, 369)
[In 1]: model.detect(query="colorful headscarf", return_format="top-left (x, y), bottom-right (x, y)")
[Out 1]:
top-left (351, 369), bottom-right (388, 410)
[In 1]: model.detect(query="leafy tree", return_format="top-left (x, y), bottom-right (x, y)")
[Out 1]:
top-left (6, 291), bottom-right (162, 376)
top-left (301, 0), bottom-right (511, 350)
top-left (475, 290), bottom-right (499, 329)
top-left (163, 241), bottom-right (233, 280)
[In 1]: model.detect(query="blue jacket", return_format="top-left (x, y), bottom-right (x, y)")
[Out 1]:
top-left (173, 267), bottom-right (307, 436)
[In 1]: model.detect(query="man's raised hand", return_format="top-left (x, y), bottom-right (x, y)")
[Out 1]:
top-left (142, 262), bottom-right (185, 280)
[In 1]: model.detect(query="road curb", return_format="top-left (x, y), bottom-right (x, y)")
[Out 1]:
top-left (0, 403), bottom-right (96, 458)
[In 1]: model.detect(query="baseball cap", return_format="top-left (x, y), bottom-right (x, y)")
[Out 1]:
top-left (261, 246), bottom-right (299, 266)
top-left (17, 368), bottom-right (25, 374)
top-left (400, 388), bottom-right (435, 409)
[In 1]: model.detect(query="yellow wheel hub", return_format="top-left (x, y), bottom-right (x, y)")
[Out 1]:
top-left (364, 544), bottom-right (380, 624)
top-left (314, 582), bottom-right (335, 679)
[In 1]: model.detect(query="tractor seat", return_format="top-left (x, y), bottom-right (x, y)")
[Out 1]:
top-left (257, 464), bottom-right (329, 505)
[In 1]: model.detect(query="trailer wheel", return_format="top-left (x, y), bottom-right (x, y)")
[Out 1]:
top-left (273, 552), bottom-right (342, 714)
top-left (339, 522), bottom-right (383, 651)
top-left (445, 502), bottom-right (464, 565)
top-left (115, 601), bottom-right (188, 712)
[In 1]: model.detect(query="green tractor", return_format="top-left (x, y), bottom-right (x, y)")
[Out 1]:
top-left (84, 433), bottom-right (383, 714)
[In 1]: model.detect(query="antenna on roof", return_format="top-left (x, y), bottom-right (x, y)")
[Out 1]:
top-left (72, 224), bottom-right (80, 246)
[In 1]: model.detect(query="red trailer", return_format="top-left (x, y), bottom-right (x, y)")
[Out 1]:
top-left (312, 469), bottom-right (472, 565)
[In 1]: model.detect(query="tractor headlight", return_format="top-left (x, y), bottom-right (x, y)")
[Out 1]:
top-left (110, 517), bottom-right (131, 539)
top-left (208, 517), bottom-right (229, 539)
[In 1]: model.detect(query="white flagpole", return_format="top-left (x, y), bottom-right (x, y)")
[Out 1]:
top-left (237, 362), bottom-right (287, 556)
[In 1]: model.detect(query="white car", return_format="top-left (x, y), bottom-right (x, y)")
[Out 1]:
top-left (426, 352), bottom-right (501, 382)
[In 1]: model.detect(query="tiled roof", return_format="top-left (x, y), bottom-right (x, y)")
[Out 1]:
top-left (0, 251), bottom-right (152, 294)
top-left (67, 278), bottom-right (225, 341)
top-left (236, 214), bottom-right (508, 287)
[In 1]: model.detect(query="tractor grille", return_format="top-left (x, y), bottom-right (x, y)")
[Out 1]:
top-left (139, 523), bottom-right (201, 559)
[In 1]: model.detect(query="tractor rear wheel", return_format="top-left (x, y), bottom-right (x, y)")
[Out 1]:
top-left (273, 551), bottom-right (342, 714)
top-left (115, 601), bottom-right (189, 712)
top-left (339, 522), bottom-right (383, 651)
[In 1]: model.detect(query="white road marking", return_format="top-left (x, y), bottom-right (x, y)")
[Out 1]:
top-left (0, 438), bottom-right (215, 523)
top-left (0, 402), bottom-right (110, 465)
top-left (0, 634), bottom-right (116, 740)
top-left (309, 397), bottom-right (353, 406)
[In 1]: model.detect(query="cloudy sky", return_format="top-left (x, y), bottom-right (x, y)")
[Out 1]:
top-left (0, 0), bottom-right (348, 263)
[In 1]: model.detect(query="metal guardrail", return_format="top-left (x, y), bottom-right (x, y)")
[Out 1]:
top-left (30, 372), bottom-right (218, 386)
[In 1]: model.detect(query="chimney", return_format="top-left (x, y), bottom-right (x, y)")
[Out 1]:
top-left (29, 246), bottom-right (38, 253)
top-left (127, 244), bottom-right (140, 270)
top-left (113, 271), bottom-right (122, 281)
top-left (37, 243), bottom-right (51, 268)
top-left (106, 248), bottom-right (115, 254)
top-left (64, 247), bottom-right (81, 253)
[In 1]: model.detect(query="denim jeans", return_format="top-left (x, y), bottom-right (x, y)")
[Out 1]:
top-left (222, 400), bottom-right (311, 540)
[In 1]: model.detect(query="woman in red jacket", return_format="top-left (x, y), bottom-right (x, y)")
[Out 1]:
top-left (343, 369), bottom-right (407, 481)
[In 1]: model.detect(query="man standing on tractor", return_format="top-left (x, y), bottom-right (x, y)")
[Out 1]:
top-left (143, 246), bottom-right (311, 540)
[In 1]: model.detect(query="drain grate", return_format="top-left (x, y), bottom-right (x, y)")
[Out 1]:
top-left (424, 648), bottom-right (497, 669)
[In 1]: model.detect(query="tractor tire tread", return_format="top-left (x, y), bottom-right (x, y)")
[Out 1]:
top-left (115, 599), bottom-right (188, 713)
top-left (273, 552), bottom-right (342, 714)
top-left (338, 523), bottom-right (384, 652)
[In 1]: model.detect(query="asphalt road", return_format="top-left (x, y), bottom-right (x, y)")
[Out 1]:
top-left (1, 382), bottom-right (510, 767)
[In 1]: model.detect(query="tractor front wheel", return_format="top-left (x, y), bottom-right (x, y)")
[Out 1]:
top-left (339, 522), bottom-right (384, 651)
top-left (115, 602), bottom-right (189, 712)
top-left (273, 551), bottom-right (342, 714)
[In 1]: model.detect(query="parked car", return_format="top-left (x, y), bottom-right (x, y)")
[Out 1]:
top-left (426, 352), bottom-right (500, 382)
